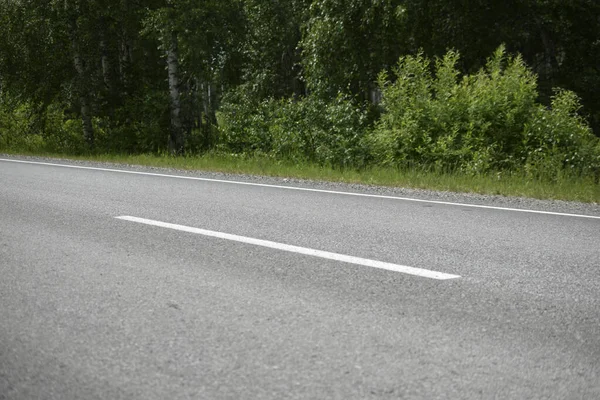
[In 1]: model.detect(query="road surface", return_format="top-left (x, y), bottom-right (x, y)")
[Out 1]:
top-left (1, 157), bottom-right (599, 399)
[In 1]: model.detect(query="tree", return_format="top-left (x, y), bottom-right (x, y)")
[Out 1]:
top-left (143, 0), bottom-right (246, 154)
top-left (0, 0), bottom-right (73, 132)
top-left (301, 0), bottom-right (407, 101)
top-left (239, 0), bottom-right (308, 99)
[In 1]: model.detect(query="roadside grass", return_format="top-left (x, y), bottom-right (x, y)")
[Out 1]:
top-left (2, 149), bottom-right (599, 203)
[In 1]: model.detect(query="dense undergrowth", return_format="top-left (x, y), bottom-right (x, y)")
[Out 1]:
top-left (216, 47), bottom-right (600, 182)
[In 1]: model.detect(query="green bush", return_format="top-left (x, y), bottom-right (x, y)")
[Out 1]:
top-left (41, 102), bottom-right (86, 154)
top-left (0, 90), bottom-right (84, 153)
top-left (91, 91), bottom-right (170, 154)
top-left (218, 91), bottom-right (370, 167)
top-left (370, 46), bottom-right (600, 178)
top-left (523, 90), bottom-right (600, 180)
top-left (0, 97), bottom-right (85, 153)
top-left (217, 89), bottom-right (275, 154)
top-left (0, 99), bottom-right (31, 150)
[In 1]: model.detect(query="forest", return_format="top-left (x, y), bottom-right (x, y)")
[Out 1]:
top-left (1, 0), bottom-right (599, 182)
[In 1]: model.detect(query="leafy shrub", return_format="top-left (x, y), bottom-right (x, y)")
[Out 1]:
top-left (41, 102), bottom-right (86, 154)
top-left (0, 97), bottom-right (85, 153)
top-left (218, 91), bottom-right (370, 167)
top-left (523, 90), bottom-right (600, 180)
top-left (217, 88), bottom-right (275, 154)
top-left (92, 91), bottom-right (170, 154)
top-left (370, 46), bottom-right (600, 178)
top-left (0, 99), bottom-right (31, 150)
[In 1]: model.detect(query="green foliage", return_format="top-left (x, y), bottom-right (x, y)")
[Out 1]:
top-left (401, 0), bottom-right (600, 136)
top-left (0, 100), bottom-right (37, 151)
top-left (218, 90), bottom-right (370, 167)
top-left (2, 0), bottom-right (599, 192)
top-left (95, 91), bottom-right (171, 154)
top-left (0, 96), bottom-right (85, 154)
top-left (301, 0), bottom-right (407, 100)
top-left (370, 46), bottom-right (600, 178)
top-left (41, 102), bottom-right (87, 154)
top-left (523, 90), bottom-right (600, 180)
top-left (239, 0), bottom-right (306, 99)
top-left (0, 90), bottom-right (173, 156)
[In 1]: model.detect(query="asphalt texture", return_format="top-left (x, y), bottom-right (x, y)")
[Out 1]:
top-left (1, 156), bottom-right (599, 399)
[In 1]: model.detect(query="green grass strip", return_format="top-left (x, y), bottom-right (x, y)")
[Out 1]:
top-left (2, 149), bottom-right (599, 203)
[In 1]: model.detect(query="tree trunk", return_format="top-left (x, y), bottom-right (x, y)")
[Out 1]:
top-left (167, 30), bottom-right (184, 154)
top-left (539, 28), bottom-right (560, 81)
top-left (70, 23), bottom-right (94, 148)
top-left (118, 0), bottom-right (134, 91)
top-left (100, 41), bottom-right (110, 88)
top-left (118, 37), bottom-right (132, 89)
top-left (99, 18), bottom-right (113, 93)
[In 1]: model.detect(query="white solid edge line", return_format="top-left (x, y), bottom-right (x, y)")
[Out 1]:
top-left (2, 157), bottom-right (600, 220)
top-left (115, 216), bottom-right (461, 280)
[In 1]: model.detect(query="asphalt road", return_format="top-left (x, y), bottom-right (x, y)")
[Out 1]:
top-left (1, 157), bottom-right (599, 399)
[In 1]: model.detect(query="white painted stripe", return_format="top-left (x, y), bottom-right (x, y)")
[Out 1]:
top-left (115, 215), bottom-right (461, 280)
top-left (2, 158), bottom-right (600, 220)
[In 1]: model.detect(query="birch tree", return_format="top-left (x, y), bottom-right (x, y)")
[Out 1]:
top-left (143, 0), bottom-right (245, 154)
